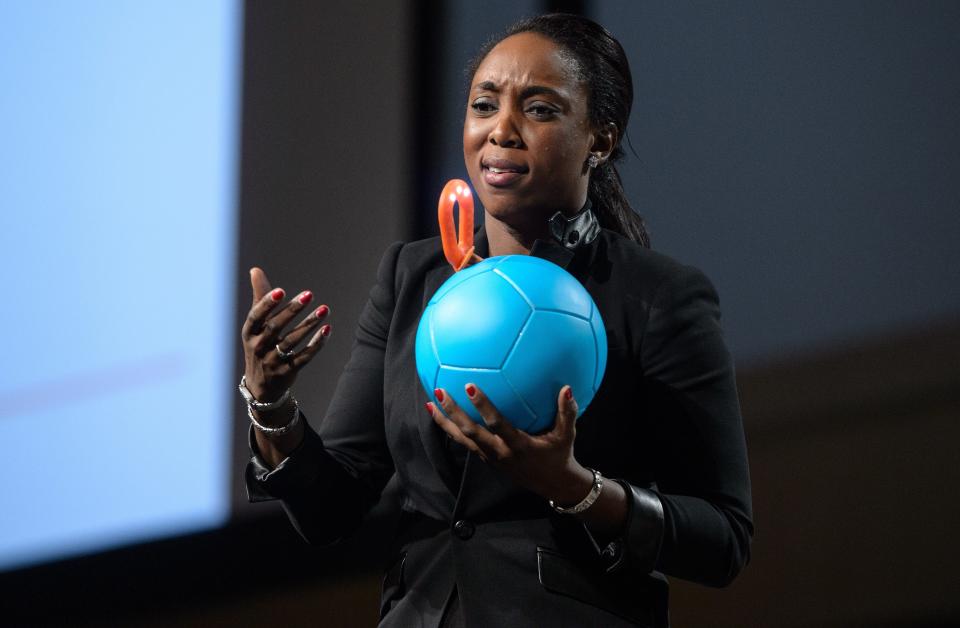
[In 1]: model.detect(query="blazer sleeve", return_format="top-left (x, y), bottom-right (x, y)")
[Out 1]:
top-left (614, 263), bottom-right (754, 587)
top-left (244, 241), bottom-right (404, 546)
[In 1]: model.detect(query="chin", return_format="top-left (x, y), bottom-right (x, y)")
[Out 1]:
top-left (476, 189), bottom-right (523, 215)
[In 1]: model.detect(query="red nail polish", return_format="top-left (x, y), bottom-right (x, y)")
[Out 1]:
top-left (298, 291), bottom-right (313, 305)
top-left (315, 304), bottom-right (329, 318)
top-left (321, 325), bottom-right (331, 337)
top-left (465, 384), bottom-right (476, 397)
top-left (271, 288), bottom-right (284, 301)
top-left (424, 402), bottom-right (433, 414)
top-left (434, 388), bottom-right (445, 403)
top-left (565, 387), bottom-right (574, 401)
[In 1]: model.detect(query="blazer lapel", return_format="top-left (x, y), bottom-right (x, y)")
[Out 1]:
top-left (411, 225), bottom-right (493, 502)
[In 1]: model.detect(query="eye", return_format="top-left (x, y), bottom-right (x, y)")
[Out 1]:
top-left (470, 98), bottom-right (497, 115)
top-left (526, 102), bottom-right (558, 119)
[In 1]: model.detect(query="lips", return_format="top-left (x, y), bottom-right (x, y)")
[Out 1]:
top-left (481, 157), bottom-right (528, 187)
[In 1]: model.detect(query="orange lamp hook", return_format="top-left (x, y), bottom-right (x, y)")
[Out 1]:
top-left (438, 179), bottom-right (484, 271)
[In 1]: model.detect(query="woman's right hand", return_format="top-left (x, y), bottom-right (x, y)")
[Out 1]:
top-left (241, 266), bottom-right (332, 404)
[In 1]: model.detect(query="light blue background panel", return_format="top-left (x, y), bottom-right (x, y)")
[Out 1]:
top-left (0, 1), bottom-right (240, 571)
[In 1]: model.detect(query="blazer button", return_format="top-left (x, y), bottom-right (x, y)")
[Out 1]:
top-left (452, 519), bottom-right (475, 540)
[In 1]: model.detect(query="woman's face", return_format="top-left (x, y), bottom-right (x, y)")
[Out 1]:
top-left (463, 32), bottom-right (602, 230)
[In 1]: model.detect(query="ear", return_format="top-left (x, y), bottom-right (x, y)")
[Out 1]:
top-left (589, 122), bottom-right (618, 165)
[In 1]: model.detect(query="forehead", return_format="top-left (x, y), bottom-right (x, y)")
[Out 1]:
top-left (472, 32), bottom-right (581, 89)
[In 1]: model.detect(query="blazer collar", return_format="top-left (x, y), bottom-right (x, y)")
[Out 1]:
top-left (548, 199), bottom-right (601, 250)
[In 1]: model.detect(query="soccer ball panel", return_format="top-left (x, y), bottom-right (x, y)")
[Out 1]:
top-left (502, 311), bottom-right (596, 433)
top-left (432, 270), bottom-right (531, 369)
top-left (429, 261), bottom-right (492, 305)
top-left (493, 256), bottom-right (592, 319)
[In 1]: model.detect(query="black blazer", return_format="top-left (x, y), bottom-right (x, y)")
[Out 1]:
top-left (247, 213), bottom-right (753, 627)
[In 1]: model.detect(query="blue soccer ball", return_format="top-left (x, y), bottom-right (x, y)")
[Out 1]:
top-left (415, 255), bottom-right (607, 434)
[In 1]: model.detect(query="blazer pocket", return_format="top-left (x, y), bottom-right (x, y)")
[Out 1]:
top-left (537, 547), bottom-right (667, 628)
top-left (379, 552), bottom-right (406, 620)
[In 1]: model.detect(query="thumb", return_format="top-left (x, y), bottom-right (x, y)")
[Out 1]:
top-left (249, 267), bottom-right (272, 303)
top-left (554, 385), bottom-right (578, 437)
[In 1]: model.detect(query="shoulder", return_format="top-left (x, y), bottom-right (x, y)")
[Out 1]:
top-left (598, 229), bottom-right (718, 302)
top-left (369, 236), bottom-right (455, 306)
top-left (371, 235), bottom-right (445, 277)
top-left (596, 232), bottom-right (733, 378)
top-left (389, 235), bottom-right (449, 287)
top-left (393, 234), bottom-right (446, 269)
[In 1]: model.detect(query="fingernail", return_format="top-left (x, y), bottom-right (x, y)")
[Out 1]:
top-left (315, 304), bottom-right (329, 318)
top-left (434, 388), bottom-right (445, 403)
top-left (298, 291), bottom-right (313, 305)
top-left (465, 384), bottom-right (476, 398)
top-left (271, 288), bottom-right (284, 301)
top-left (424, 402), bottom-right (433, 415)
top-left (565, 387), bottom-right (574, 401)
top-left (321, 325), bottom-right (332, 337)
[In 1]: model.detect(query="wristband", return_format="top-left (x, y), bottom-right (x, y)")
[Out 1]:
top-left (247, 397), bottom-right (300, 435)
top-left (239, 375), bottom-right (292, 411)
top-left (550, 468), bottom-right (604, 515)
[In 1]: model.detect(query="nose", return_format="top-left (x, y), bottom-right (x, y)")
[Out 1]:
top-left (488, 108), bottom-right (522, 148)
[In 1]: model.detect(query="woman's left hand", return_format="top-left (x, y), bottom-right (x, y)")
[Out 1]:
top-left (426, 384), bottom-right (595, 505)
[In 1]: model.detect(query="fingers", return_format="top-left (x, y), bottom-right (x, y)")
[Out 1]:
top-left (288, 322), bottom-right (332, 369)
top-left (261, 289), bottom-right (314, 337)
top-left (242, 280), bottom-right (333, 365)
top-left (242, 287), bottom-right (286, 340)
top-left (250, 291), bottom-right (317, 355)
top-left (426, 402), bottom-right (486, 459)
top-left (553, 385), bottom-right (578, 439)
top-left (432, 387), bottom-right (511, 460)
top-left (250, 267), bottom-right (272, 303)
top-left (464, 383), bottom-right (526, 450)
top-left (277, 304), bottom-right (330, 352)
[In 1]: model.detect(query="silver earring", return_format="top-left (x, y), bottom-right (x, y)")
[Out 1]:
top-left (587, 154), bottom-right (600, 169)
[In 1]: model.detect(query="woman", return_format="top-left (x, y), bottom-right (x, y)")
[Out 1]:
top-left (241, 14), bottom-right (753, 627)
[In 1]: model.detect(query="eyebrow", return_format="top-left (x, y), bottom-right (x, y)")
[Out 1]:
top-left (474, 80), bottom-right (564, 100)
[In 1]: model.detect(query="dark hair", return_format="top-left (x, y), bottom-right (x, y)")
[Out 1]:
top-left (468, 13), bottom-right (651, 247)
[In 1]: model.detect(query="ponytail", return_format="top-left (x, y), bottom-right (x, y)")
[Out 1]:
top-left (589, 162), bottom-right (650, 248)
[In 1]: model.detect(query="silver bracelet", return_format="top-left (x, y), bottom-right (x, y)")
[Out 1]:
top-left (549, 468), bottom-right (604, 514)
top-left (247, 396), bottom-right (300, 435)
top-left (239, 375), bottom-right (292, 411)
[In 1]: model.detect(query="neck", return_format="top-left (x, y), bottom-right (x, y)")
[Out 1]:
top-left (484, 212), bottom-right (550, 256)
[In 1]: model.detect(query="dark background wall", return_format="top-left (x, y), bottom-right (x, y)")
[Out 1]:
top-left (594, 1), bottom-right (960, 367)
top-left (5, 2), bottom-right (957, 626)
top-left (230, 1), bottom-right (412, 516)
